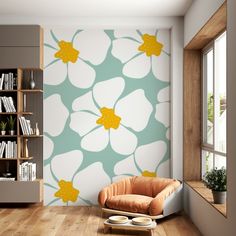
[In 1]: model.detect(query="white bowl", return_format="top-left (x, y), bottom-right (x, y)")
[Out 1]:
top-left (109, 215), bottom-right (128, 224)
top-left (132, 217), bottom-right (152, 226)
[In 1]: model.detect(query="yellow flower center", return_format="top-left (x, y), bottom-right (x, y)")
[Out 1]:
top-left (54, 40), bottom-right (79, 63)
top-left (96, 107), bottom-right (121, 130)
top-left (138, 34), bottom-right (163, 57)
top-left (54, 180), bottom-right (80, 203)
top-left (142, 170), bottom-right (157, 177)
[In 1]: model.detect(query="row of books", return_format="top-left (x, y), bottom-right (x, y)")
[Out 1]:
top-left (0, 96), bottom-right (16, 112)
top-left (19, 162), bottom-right (36, 181)
top-left (19, 116), bottom-right (33, 135)
top-left (0, 73), bottom-right (17, 90)
top-left (0, 141), bottom-right (17, 158)
top-left (0, 177), bottom-right (15, 181)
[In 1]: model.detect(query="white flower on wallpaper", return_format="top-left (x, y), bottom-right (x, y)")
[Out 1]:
top-left (44, 94), bottom-right (69, 137)
top-left (44, 135), bottom-right (54, 160)
top-left (113, 141), bottom-right (170, 182)
top-left (70, 77), bottom-right (153, 155)
top-left (44, 150), bottom-right (111, 206)
top-left (44, 29), bottom-right (111, 88)
top-left (155, 86), bottom-right (170, 139)
top-left (111, 29), bottom-right (170, 81)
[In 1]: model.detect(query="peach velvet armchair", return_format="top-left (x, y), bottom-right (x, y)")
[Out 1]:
top-left (98, 176), bottom-right (182, 219)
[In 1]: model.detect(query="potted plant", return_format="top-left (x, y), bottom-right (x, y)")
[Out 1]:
top-left (0, 121), bottom-right (7, 135)
top-left (204, 167), bottom-right (227, 204)
top-left (7, 115), bottom-right (16, 135)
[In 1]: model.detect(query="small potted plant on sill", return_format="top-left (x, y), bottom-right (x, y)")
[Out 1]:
top-left (7, 115), bottom-right (16, 135)
top-left (204, 167), bottom-right (227, 204)
top-left (0, 121), bottom-right (7, 135)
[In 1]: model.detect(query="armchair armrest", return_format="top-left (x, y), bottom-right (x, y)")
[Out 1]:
top-left (98, 177), bottom-right (133, 207)
top-left (149, 180), bottom-right (181, 216)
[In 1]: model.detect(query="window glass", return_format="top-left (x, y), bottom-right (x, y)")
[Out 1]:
top-left (214, 32), bottom-right (227, 153)
top-left (202, 31), bottom-right (227, 178)
top-left (215, 155), bottom-right (226, 169)
top-left (202, 151), bottom-right (213, 178)
top-left (206, 50), bottom-right (214, 145)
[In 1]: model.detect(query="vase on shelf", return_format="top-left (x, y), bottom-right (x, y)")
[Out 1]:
top-left (1, 131), bottom-right (6, 135)
top-left (22, 139), bottom-right (29, 158)
top-left (35, 123), bottom-right (40, 135)
top-left (23, 94), bottom-right (27, 112)
top-left (29, 70), bottom-right (35, 89)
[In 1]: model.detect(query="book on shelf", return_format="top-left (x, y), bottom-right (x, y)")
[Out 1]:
top-left (0, 141), bottom-right (17, 158)
top-left (0, 96), bottom-right (16, 112)
top-left (0, 177), bottom-right (15, 181)
top-left (0, 73), bottom-right (17, 90)
top-left (19, 162), bottom-right (36, 181)
top-left (19, 116), bottom-right (33, 135)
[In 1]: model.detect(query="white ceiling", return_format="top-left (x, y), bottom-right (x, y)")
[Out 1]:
top-left (0, 0), bottom-right (193, 17)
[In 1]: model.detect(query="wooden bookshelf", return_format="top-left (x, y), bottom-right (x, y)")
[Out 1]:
top-left (0, 67), bottom-right (43, 203)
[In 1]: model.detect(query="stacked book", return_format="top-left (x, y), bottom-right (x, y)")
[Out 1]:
top-left (0, 177), bottom-right (15, 181)
top-left (0, 73), bottom-right (17, 90)
top-left (19, 162), bottom-right (36, 181)
top-left (0, 96), bottom-right (16, 112)
top-left (0, 141), bottom-right (17, 158)
top-left (19, 116), bottom-right (33, 135)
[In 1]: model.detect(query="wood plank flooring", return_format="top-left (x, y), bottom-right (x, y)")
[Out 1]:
top-left (0, 206), bottom-right (202, 236)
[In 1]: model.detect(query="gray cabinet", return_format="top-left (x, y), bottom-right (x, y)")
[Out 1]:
top-left (0, 25), bottom-right (43, 69)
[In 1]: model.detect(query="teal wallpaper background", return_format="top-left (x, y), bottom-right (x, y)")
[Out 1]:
top-left (43, 29), bottom-right (170, 206)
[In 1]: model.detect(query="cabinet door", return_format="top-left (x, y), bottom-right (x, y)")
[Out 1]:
top-left (0, 25), bottom-right (41, 47)
top-left (0, 25), bottom-right (43, 69)
top-left (0, 180), bottom-right (43, 203)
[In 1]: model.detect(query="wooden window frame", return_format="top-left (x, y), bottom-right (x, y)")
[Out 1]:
top-left (183, 1), bottom-right (227, 217)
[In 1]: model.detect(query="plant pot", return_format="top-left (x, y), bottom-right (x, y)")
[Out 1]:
top-left (9, 130), bottom-right (15, 135)
top-left (212, 190), bottom-right (226, 204)
top-left (1, 131), bottom-right (6, 135)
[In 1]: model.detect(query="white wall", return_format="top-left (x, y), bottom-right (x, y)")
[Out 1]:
top-left (0, 16), bottom-right (184, 181)
top-left (184, 0), bottom-right (236, 235)
top-left (184, 0), bottom-right (224, 46)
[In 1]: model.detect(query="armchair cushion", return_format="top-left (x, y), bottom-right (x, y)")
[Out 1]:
top-left (106, 194), bottom-right (153, 214)
top-left (149, 180), bottom-right (181, 215)
top-left (98, 177), bottom-right (133, 207)
top-left (132, 176), bottom-right (178, 197)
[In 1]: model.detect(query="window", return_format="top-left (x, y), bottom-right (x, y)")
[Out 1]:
top-left (202, 31), bottom-right (227, 178)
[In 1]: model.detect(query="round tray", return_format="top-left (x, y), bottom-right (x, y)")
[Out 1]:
top-left (109, 215), bottom-right (128, 224)
top-left (132, 217), bottom-right (152, 226)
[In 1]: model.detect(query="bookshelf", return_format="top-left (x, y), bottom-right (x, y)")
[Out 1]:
top-left (0, 68), bottom-right (43, 203)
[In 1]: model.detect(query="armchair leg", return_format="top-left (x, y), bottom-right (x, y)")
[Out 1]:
top-left (104, 225), bottom-right (110, 234)
top-left (150, 229), bottom-right (154, 236)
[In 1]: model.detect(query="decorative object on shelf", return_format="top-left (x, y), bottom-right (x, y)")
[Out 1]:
top-left (7, 115), bottom-right (16, 135)
top-left (2, 161), bottom-right (12, 178)
top-left (22, 138), bottom-right (29, 158)
top-left (0, 121), bottom-right (7, 135)
top-left (204, 167), bottom-right (227, 204)
top-left (23, 94), bottom-right (27, 112)
top-left (29, 70), bottom-right (35, 89)
top-left (35, 122), bottom-right (40, 135)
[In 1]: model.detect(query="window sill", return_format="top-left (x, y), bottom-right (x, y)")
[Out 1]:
top-left (185, 181), bottom-right (226, 217)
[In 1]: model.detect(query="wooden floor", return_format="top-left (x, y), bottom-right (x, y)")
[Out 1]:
top-left (0, 206), bottom-right (201, 236)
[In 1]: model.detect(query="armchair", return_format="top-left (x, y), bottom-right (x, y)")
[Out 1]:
top-left (98, 176), bottom-right (182, 219)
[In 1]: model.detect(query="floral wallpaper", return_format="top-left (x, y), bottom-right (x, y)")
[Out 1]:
top-left (44, 29), bottom-right (170, 206)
